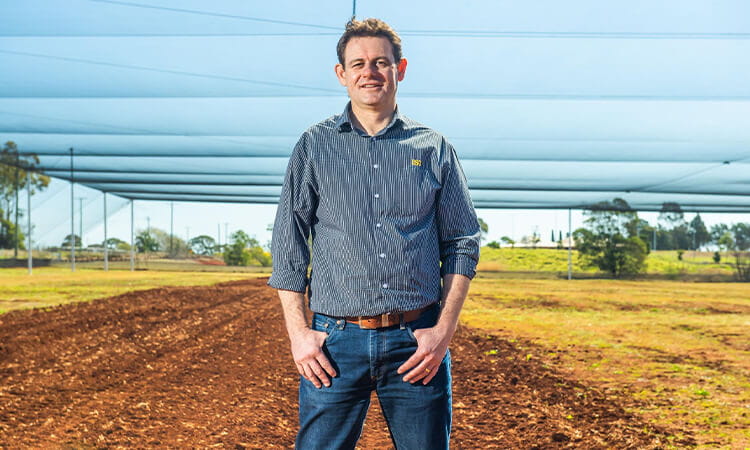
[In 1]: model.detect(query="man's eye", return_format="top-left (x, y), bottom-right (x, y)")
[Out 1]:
top-left (377, 60), bottom-right (389, 67)
top-left (351, 62), bottom-right (363, 68)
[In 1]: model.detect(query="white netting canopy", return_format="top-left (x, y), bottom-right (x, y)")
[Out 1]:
top-left (2, 0), bottom-right (749, 212)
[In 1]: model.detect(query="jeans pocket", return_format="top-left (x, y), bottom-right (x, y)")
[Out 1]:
top-left (405, 326), bottom-right (419, 344)
top-left (313, 316), bottom-right (341, 345)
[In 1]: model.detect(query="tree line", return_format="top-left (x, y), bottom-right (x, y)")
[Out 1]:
top-left (56, 228), bottom-right (271, 267)
top-left (572, 199), bottom-right (750, 280)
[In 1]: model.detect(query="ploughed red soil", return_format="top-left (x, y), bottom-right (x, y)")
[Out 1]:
top-left (0, 279), bottom-right (670, 448)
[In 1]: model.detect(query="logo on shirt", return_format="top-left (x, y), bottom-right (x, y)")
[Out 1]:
top-left (411, 159), bottom-right (422, 167)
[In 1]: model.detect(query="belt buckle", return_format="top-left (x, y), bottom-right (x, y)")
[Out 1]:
top-left (381, 312), bottom-right (391, 327)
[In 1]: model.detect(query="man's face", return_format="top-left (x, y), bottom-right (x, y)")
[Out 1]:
top-left (335, 36), bottom-right (407, 113)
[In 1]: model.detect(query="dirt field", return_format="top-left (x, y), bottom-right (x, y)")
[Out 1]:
top-left (0, 279), bottom-right (673, 448)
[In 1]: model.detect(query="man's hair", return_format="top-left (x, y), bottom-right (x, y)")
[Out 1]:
top-left (336, 18), bottom-right (403, 66)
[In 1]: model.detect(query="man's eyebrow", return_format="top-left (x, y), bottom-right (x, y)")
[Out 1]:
top-left (348, 56), bottom-right (392, 65)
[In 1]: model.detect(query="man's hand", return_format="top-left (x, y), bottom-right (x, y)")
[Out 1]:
top-left (290, 328), bottom-right (337, 388)
top-left (397, 326), bottom-right (451, 385)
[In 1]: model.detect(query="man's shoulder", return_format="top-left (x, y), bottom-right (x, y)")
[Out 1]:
top-left (399, 114), bottom-right (447, 141)
top-left (301, 114), bottom-right (342, 138)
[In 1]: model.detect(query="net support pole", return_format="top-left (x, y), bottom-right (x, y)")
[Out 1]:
top-left (103, 193), bottom-right (109, 271)
top-left (170, 201), bottom-right (174, 256)
top-left (567, 208), bottom-right (572, 281)
top-left (130, 200), bottom-right (135, 271)
top-left (27, 171), bottom-right (32, 275)
top-left (70, 148), bottom-right (75, 272)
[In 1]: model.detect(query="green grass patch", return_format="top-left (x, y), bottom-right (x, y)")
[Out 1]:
top-left (478, 248), bottom-right (735, 279)
top-left (463, 277), bottom-right (750, 447)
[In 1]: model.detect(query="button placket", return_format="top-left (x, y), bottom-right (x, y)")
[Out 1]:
top-left (370, 136), bottom-right (388, 292)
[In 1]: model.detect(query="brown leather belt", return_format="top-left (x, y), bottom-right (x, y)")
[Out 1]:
top-left (342, 305), bottom-right (430, 329)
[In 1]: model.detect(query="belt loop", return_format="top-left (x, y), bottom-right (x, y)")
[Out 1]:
top-left (399, 312), bottom-right (405, 330)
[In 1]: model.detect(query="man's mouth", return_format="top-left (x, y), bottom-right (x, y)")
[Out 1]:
top-left (360, 84), bottom-right (382, 89)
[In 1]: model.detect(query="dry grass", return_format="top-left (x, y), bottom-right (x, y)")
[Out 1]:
top-left (0, 266), bottom-right (266, 314)
top-left (1, 264), bottom-right (748, 446)
top-left (463, 276), bottom-right (750, 447)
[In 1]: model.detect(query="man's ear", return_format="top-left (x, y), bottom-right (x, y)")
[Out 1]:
top-left (397, 58), bottom-right (408, 82)
top-left (334, 63), bottom-right (347, 86)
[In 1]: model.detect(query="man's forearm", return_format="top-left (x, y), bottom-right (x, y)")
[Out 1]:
top-left (278, 289), bottom-right (310, 338)
top-left (435, 273), bottom-right (471, 338)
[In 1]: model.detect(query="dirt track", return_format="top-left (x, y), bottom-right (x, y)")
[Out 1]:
top-left (0, 279), bottom-right (668, 448)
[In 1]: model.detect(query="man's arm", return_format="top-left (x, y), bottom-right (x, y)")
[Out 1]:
top-left (398, 139), bottom-right (480, 385)
top-left (278, 289), bottom-right (336, 388)
top-left (397, 273), bottom-right (470, 384)
top-left (268, 134), bottom-right (334, 388)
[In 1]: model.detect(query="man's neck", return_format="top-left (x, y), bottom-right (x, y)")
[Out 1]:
top-left (349, 103), bottom-right (396, 137)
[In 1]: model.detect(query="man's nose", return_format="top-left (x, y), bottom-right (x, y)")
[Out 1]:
top-left (361, 62), bottom-right (377, 77)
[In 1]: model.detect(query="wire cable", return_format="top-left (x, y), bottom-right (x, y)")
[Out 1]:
top-left (88, 0), bottom-right (341, 31)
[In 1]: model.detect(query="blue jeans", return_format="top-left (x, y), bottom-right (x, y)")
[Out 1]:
top-left (296, 304), bottom-right (451, 450)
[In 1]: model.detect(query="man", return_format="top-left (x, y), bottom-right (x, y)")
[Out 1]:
top-left (268, 18), bottom-right (480, 449)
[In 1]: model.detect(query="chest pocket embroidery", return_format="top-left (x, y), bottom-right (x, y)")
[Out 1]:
top-left (411, 159), bottom-right (422, 166)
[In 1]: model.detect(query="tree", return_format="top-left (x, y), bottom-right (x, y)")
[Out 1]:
top-left (135, 231), bottom-right (159, 252)
top-left (147, 227), bottom-right (188, 257)
top-left (688, 214), bottom-right (710, 250)
top-left (61, 234), bottom-right (82, 249)
top-left (520, 232), bottom-right (540, 249)
top-left (224, 230), bottom-right (272, 266)
top-left (0, 141), bottom-right (50, 252)
top-left (658, 202), bottom-right (685, 229)
top-left (103, 237), bottom-right (130, 251)
top-left (728, 223), bottom-right (750, 281)
top-left (477, 217), bottom-right (488, 243)
top-left (486, 240), bottom-right (500, 249)
top-left (500, 236), bottom-right (515, 249)
top-left (574, 198), bottom-right (649, 277)
top-left (188, 235), bottom-right (216, 256)
top-left (224, 230), bottom-right (253, 266)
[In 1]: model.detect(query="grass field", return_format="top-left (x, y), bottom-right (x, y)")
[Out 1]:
top-left (0, 266), bottom-right (267, 314)
top-left (1, 257), bottom-right (748, 446)
top-left (463, 275), bottom-right (750, 447)
top-left (478, 248), bottom-right (736, 280)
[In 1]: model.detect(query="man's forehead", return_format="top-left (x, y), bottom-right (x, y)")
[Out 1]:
top-left (344, 36), bottom-right (395, 62)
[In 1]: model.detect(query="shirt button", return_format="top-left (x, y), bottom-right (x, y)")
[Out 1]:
top-left (373, 164), bottom-right (379, 169)
top-left (382, 283), bottom-right (389, 289)
top-left (379, 253), bottom-right (386, 258)
top-left (376, 223), bottom-right (382, 228)
top-left (374, 193), bottom-right (380, 198)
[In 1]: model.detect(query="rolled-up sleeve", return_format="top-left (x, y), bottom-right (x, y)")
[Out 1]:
top-left (268, 133), bottom-right (318, 292)
top-left (436, 140), bottom-right (480, 279)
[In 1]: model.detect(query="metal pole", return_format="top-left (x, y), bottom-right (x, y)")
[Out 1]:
top-left (567, 208), bottom-right (572, 281)
top-left (78, 197), bottom-right (84, 249)
top-left (225, 222), bottom-right (229, 244)
top-left (130, 200), bottom-right (135, 271)
top-left (27, 171), bottom-right (32, 275)
top-left (14, 150), bottom-right (19, 258)
top-left (70, 148), bottom-right (75, 272)
top-left (103, 193), bottom-right (108, 271)
top-left (169, 202), bottom-right (174, 256)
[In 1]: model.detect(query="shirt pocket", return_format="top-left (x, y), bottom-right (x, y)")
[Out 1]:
top-left (389, 163), bottom-right (440, 219)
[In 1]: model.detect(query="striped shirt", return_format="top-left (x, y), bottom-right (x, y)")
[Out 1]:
top-left (268, 103), bottom-right (480, 317)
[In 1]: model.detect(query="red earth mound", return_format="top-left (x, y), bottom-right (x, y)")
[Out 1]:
top-left (0, 279), bottom-right (672, 448)
top-left (195, 258), bottom-right (227, 266)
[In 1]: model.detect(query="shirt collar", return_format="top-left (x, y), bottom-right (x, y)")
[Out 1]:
top-left (336, 102), bottom-right (405, 135)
